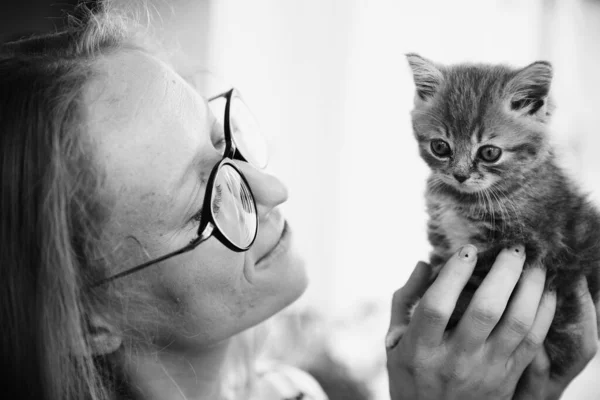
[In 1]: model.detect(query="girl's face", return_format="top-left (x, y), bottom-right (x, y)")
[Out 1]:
top-left (85, 50), bottom-right (308, 348)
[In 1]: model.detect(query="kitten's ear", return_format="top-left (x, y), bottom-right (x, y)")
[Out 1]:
top-left (406, 53), bottom-right (443, 102)
top-left (505, 61), bottom-right (553, 118)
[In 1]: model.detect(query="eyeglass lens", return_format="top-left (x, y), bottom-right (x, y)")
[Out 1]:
top-left (205, 91), bottom-right (265, 249)
top-left (229, 93), bottom-right (269, 169)
top-left (212, 164), bottom-right (257, 248)
top-left (208, 92), bottom-right (268, 169)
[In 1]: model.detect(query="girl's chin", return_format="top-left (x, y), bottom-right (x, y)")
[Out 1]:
top-left (243, 228), bottom-right (308, 296)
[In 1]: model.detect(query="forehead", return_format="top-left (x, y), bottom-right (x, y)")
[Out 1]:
top-left (86, 49), bottom-right (206, 140)
top-left (433, 66), bottom-right (510, 136)
top-left (83, 50), bottom-right (212, 224)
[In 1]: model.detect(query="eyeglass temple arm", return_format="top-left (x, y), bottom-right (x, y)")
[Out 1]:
top-left (208, 89), bottom-right (233, 102)
top-left (90, 237), bottom-right (204, 288)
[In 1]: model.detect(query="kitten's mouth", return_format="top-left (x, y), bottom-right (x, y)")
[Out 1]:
top-left (440, 176), bottom-right (487, 193)
top-left (453, 183), bottom-right (482, 193)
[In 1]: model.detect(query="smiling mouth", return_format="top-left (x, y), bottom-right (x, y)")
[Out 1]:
top-left (255, 221), bottom-right (290, 268)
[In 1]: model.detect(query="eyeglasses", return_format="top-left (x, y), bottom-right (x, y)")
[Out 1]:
top-left (92, 89), bottom-right (268, 287)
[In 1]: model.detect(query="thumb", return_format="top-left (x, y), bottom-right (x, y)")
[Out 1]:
top-left (389, 261), bottom-right (432, 329)
top-left (558, 276), bottom-right (598, 383)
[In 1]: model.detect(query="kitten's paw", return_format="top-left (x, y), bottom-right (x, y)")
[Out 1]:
top-left (385, 325), bottom-right (407, 350)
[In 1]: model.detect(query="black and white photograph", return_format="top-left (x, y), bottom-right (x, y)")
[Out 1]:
top-left (2, 1), bottom-right (600, 399)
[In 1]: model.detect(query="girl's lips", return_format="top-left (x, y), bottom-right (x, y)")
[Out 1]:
top-left (255, 221), bottom-right (290, 269)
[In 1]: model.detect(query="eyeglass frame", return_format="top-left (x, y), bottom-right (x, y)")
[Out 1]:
top-left (91, 89), bottom-right (260, 287)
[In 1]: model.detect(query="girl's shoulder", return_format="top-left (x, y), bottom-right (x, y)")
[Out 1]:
top-left (253, 360), bottom-right (328, 400)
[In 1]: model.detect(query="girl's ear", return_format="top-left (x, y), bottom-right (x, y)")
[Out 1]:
top-left (85, 314), bottom-right (123, 355)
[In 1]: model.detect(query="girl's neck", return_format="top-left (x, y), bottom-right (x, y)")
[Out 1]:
top-left (125, 339), bottom-right (232, 400)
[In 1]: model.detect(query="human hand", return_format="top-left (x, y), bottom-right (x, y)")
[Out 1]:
top-left (386, 245), bottom-right (557, 400)
top-left (513, 276), bottom-right (598, 400)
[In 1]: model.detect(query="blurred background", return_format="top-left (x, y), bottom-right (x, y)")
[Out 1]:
top-left (3, 0), bottom-right (600, 398)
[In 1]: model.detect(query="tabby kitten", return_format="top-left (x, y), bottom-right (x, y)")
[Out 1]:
top-left (405, 54), bottom-right (600, 376)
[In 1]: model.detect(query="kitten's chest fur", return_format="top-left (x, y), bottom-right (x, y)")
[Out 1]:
top-left (428, 200), bottom-right (490, 257)
top-left (424, 165), bottom-right (600, 376)
top-left (426, 192), bottom-right (521, 270)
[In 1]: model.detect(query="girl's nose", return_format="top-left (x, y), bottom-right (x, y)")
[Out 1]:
top-left (233, 161), bottom-right (288, 212)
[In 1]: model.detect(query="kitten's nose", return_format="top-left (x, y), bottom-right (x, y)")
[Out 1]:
top-left (453, 173), bottom-right (469, 183)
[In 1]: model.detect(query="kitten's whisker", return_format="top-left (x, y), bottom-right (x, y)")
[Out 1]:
top-left (494, 189), bottom-right (509, 232)
top-left (502, 189), bottom-right (518, 230)
top-left (488, 187), bottom-right (507, 233)
top-left (490, 185), bottom-right (520, 228)
top-left (428, 176), bottom-right (448, 197)
top-left (485, 188), bottom-right (500, 220)
top-left (476, 190), bottom-right (487, 222)
top-left (496, 188), bottom-right (512, 224)
top-left (483, 189), bottom-right (497, 234)
top-left (503, 190), bottom-right (521, 222)
top-left (478, 189), bottom-right (489, 229)
top-left (427, 183), bottom-right (440, 198)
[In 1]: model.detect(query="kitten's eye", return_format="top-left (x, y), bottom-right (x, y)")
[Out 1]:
top-left (430, 139), bottom-right (451, 158)
top-left (478, 145), bottom-right (502, 162)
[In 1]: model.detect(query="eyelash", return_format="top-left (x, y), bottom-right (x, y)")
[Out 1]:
top-left (192, 184), bottom-right (222, 224)
top-left (212, 184), bottom-right (223, 215)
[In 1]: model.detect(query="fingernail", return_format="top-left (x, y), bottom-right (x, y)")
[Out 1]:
top-left (385, 327), bottom-right (406, 350)
top-left (507, 244), bottom-right (525, 257)
top-left (458, 244), bottom-right (477, 261)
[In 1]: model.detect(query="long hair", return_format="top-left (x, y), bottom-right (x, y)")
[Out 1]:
top-left (0, 5), bottom-right (153, 400)
top-left (0, 3), bottom-right (264, 400)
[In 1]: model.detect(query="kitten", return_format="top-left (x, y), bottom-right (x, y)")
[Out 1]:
top-left (396, 54), bottom-right (600, 376)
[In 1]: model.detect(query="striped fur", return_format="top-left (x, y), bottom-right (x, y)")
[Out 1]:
top-left (407, 54), bottom-right (600, 376)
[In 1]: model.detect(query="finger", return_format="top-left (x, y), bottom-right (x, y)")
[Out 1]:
top-left (574, 275), bottom-right (598, 339)
top-left (386, 261), bottom-right (432, 350)
top-left (513, 348), bottom-right (551, 400)
top-left (389, 261), bottom-right (432, 327)
top-left (488, 265), bottom-right (546, 359)
top-left (409, 245), bottom-right (478, 347)
top-left (556, 276), bottom-right (598, 383)
top-left (453, 245), bottom-right (526, 350)
top-left (575, 275), bottom-right (599, 348)
top-left (513, 290), bottom-right (557, 373)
